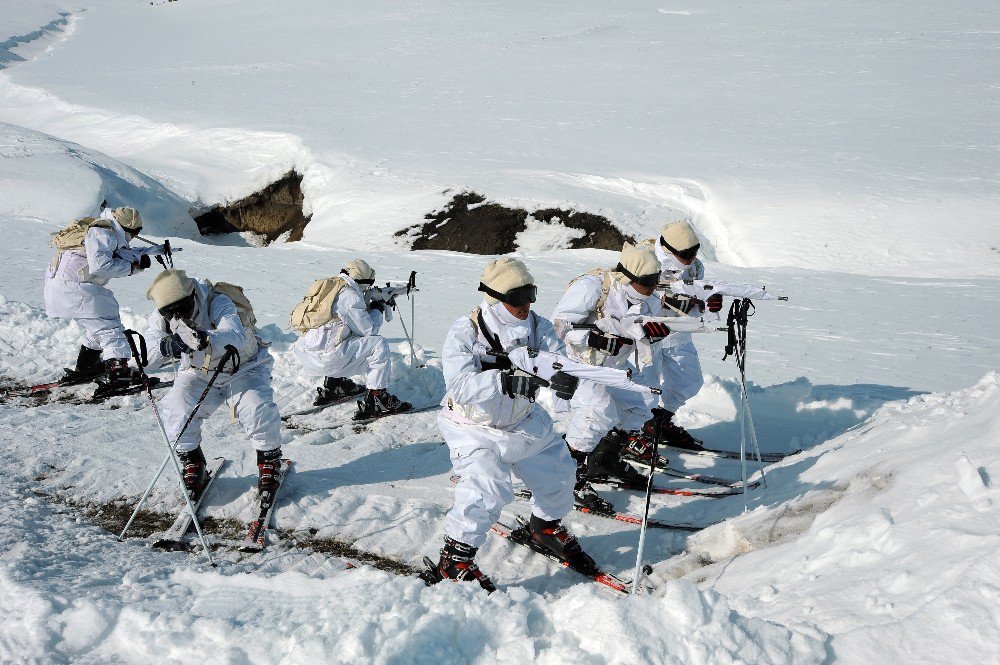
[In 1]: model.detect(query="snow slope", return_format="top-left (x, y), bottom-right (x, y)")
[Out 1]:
top-left (1, 286), bottom-right (997, 662)
top-left (0, 156), bottom-right (998, 661)
top-left (1, 1), bottom-right (1000, 663)
top-left (1, 0), bottom-right (998, 274)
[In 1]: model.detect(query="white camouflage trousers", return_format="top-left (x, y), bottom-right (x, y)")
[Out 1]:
top-left (77, 316), bottom-right (130, 360)
top-left (657, 339), bottom-right (704, 413)
top-left (293, 334), bottom-right (391, 390)
top-left (565, 380), bottom-right (658, 452)
top-left (441, 409), bottom-right (575, 548)
top-left (160, 356), bottom-right (281, 454)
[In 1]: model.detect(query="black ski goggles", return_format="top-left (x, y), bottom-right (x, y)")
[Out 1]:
top-left (340, 269), bottom-right (375, 286)
top-left (158, 293), bottom-right (195, 319)
top-left (660, 235), bottom-right (700, 261)
top-left (478, 282), bottom-right (537, 306)
top-left (615, 264), bottom-right (660, 289)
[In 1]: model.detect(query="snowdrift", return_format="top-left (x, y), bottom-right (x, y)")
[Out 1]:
top-left (1, 289), bottom-right (998, 662)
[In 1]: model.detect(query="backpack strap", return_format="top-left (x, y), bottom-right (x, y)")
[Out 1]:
top-left (476, 308), bottom-right (504, 353)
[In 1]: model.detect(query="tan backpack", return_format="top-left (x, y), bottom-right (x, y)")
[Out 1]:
top-left (564, 268), bottom-right (627, 319)
top-left (208, 281), bottom-right (257, 332)
top-left (289, 276), bottom-right (348, 333)
top-left (50, 217), bottom-right (114, 255)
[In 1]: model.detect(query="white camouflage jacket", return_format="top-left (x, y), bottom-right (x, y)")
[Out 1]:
top-left (441, 301), bottom-right (563, 430)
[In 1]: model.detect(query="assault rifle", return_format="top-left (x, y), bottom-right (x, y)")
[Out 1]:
top-left (99, 200), bottom-right (180, 268)
top-left (366, 271), bottom-right (423, 372)
top-left (121, 238), bottom-right (181, 269)
top-left (365, 270), bottom-right (419, 312)
top-left (494, 346), bottom-right (661, 395)
top-left (571, 315), bottom-right (730, 338)
top-left (658, 275), bottom-right (788, 303)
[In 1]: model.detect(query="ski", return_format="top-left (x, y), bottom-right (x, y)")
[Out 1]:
top-left (74, 378), bottom-right (171, 404)
top-left (665, 444), bottom-right (797, 463)
top-left (491, 517), bottom-right (636, 594)
top-left (512, 488), bottom-right (708, 531)
top-left (284, 405), bottom-right (439, 432)
top-left (627, 459), bottom-right (752, 488)
top-left (593, 477), bottom-right (759, 497)
top-left (1, 373), bottom-right (103, 399)
top-left (280, 385), bottom-right (367, 421)
top-left (3, 377), bottom-right (170, 404)
top-left (151, 456), bottom-right (227, 551)
top-left (240, 459), bottom-right (293, 553)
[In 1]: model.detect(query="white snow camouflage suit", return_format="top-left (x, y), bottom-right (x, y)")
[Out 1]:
top-left (43, 209), bottom-right (142, 360)
top-left (291, 274), bottom-right (391, 390)
top-left (439, 301), bottom-right (575, 548)
top-left (551, 274), bottom-right (662, 452)
top-left (653, 242), bottom-right (706, 413)
top-left (144, 279), bottom-right (280, 454)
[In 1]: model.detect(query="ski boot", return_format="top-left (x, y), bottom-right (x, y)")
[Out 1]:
top-left (424, 537), bottom-right (496, 592)
top-left (313, 376), bottom-right (365, 406)
top-left (568, 445), bottom-right (614, 513)
top-left (584, 430), bottom-right (647, 485)
top-left (257, 448), bottom-right (283, 494)
top-left (92, 358), bottom-right (144, 399)
top-left (354, 388), bottom-right (412, 420)
top-left (178, 446), bottom-right (208, 499)
top-left (527, 515), bottom-right (600, 576)
top-left (60, 345), bottom-right (105, 385)
top-left (645, 411), bottom-right (705, 451)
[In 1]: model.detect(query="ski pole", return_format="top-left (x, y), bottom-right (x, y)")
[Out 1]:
top-left (408, 271), bottom-right (417, 370)
top-left (118, 333), bottom-right (236, 564)
top-left (118, 339), bottom-right (238, 540)
top-left (632, 408), bottom-right (666, 594)
top-left (396, 308), bottom-right (434, 398)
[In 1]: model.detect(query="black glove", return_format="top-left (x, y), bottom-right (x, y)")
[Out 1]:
top-left (160, 333), bottom-right (192, 359)
top-left (500, 371), bottom-right (546, 401)
top-left (368, 299), bottom-right (385, 314)
top-left (132, 254), bottom-right (151, 272)
top-left (549, 371), bottom-right (579, 400)
top-left (642, 321), bottom-right (671, 342)
top-left (706, 294), bottom-right (723, 312)
top-left (663, 294), bottom-right (697, 314)
top-left (587, 330), bottom-right (629, 355)
top-left (480, 353), bottom-right (512, 371)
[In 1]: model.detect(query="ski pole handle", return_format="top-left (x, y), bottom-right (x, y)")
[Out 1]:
top-left (124, 329), bottom-right (149, 369)
top-left (223, 344), bottom-right (241, 373)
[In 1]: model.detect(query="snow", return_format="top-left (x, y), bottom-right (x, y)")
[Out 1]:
top-left (2, 0), bottom-right (998, 274)
top-left (0, 0), bottom-right (999, 663)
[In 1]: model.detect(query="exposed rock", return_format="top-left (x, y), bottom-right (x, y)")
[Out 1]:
top-left (396, 191), bottom-right (634, 254)
top-left (194, 171), bottom-right (310, 243)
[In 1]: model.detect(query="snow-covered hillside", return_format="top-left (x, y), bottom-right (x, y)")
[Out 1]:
top-left (1, 1), bottom-right (999, 663)
top-left (2, 0), bottom-right (998, 274)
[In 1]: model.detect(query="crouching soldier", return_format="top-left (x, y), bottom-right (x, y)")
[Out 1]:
top-left (43, 206), bottom-right (151, 396)
top-left (144, 269), bottom-right (282, 496)
top-left (429, 258), bottom-right (591, 591)
top-left (637, 219), bottom-right (715, 453)
top-left (290, 259), bottom-right (411, 419)
top-left (552, 243), bottom-right (665, 507)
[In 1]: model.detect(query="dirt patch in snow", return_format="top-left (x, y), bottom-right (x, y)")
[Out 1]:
top-left (194, 171), bottom-right (311, 243)
top-left (34, 488), bottom-right (419, 575)
top-left (395, 191), bottom-right (634, 254)
top-left (282, 530), bottom-right (421, 576)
